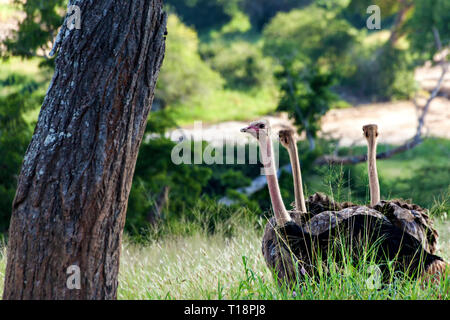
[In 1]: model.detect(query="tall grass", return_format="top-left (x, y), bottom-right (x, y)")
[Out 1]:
top-left (120, 214), bottom-right (449, 299)
top-left (0, 217), bottom-right (448, 299)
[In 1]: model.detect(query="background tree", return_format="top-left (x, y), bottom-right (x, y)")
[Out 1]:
top-left (406, 0), bottom-right (450, 61)
top-left (2, 0), bottom-right (167, 300)
top-left (242, 0), bottom-right (312, 31)
top-left (0, 91), bottom-right (34, 232)
top-left (155, 14), bottom-right (223, 109)
top-left (165, 0), bottom-right (240, 32)
top-left (276, 62), bottom-right (337, 151)
top-left (263, 5), bottom-right (356, 72)
top-left (263, 5), bottom-right (352, 150)
top-left (3, 0), bottom-right (66, 61)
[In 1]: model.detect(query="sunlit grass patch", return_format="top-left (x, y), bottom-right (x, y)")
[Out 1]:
top-left (117, 218), bottom-right (449, 300)
top-left (117, 227), bottom-right (271, 300)
top-left (0, 218), bottom-right (448, 299)
top-left (0, 2), bottom-right (22, 22)
top-left (170, 88), bottom-right (279, 125)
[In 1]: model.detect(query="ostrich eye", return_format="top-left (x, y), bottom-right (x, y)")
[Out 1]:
top-left (259, 123), bottom-right (265, 129)
top-left (365, 132), bottom-right (369, 138)
top-left (375, 132), bottom-right (379, 137)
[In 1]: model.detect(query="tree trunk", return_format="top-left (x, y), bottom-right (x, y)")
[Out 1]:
top-left (2, 0), bottom-right (167, 300)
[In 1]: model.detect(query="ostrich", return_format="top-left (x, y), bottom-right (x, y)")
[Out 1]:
top-left (241, 120), bottom-right (448, 287)
top-left (278, 128), bottom-right (307, 214)
top-left (241, 120), bottom-right (308, 285)
top-left (278, 128), bottom-right (355, 218)
top-left (362, 124), bottom-right (439, 254)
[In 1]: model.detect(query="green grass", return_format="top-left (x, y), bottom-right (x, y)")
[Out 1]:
top-left (109, 217), bottom-right (450, 299)
top-left (169, 88), bottom-right (279, 125)
top-left (1, 218), bottom-right (448, 300)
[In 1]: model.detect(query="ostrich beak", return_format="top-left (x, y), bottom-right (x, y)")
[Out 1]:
top-left (241, 125), bottom-right (254, 133)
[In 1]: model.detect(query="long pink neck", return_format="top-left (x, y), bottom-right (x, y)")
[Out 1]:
top-left (287, 138), bottom-right (307, 213)
top-left (258, 136), bottom-right (291, 225)
top-left (367, 139), bottom-right (380, 206)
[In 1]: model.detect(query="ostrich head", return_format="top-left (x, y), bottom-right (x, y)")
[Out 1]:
top-left (241, 119), bottom-right (292, 225)
top-left (278, 128), bottom-right (296, 148)
top-left (240, 119), bottom-right (270, 140)
top-left (363, 124), bottom-right (379, 142)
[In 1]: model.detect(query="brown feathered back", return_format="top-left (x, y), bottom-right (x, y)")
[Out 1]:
top-left (261, 211), bottom-right (307, 287)
top-left (261, 206), bottom-right (389, 286)
top-left (306, 193), bottom-right (439, 254)
top-left (306, 192), bottom-right (356, 216)
top-left (373, 199), bottom-right (439, 254)
top-left (261, 203), bottom-right (445, 287)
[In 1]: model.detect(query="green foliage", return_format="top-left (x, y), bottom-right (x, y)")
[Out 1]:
top-left (242, 0), bottom-right (313, 31)
top-left (156, 14), bottom-right (224, 108)
top-left (126, 133), bottom-right (213, 234)
top-left (263, 5), bottom-right (357, 73)
top-left (342, 42), bottom-right (417, 101)
top-left (201, 40), bottom-right (275, 90)
top-left (262, 5), bottom-right (359, 143)
top-left (0, 93), bottom-right (33, 231)
top-left (407, 0), bottom-right (450, 61)
top-left (165, 0), bottom-right (240, 32)
top-left (393, 165), bottom-right (450, 211)
top-left (3, 0), bottom-right (66, 58)
top-left (276, 62), bottom-right (338, 150)
top-left (169, 88), bottom-right (277, 125)
top-left (0, 58), bottom-right (50, 232)
top-left (344, 0), bottom-right (402, 29)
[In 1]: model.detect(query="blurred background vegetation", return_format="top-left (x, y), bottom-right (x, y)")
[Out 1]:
top-left (0, 0), bottom-right (448, 238)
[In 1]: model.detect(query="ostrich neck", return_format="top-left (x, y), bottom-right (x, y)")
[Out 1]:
top-left (287, 139), bottom-right (307, 212)
top-left (258, 136), bottom-right (291, 225)
top-left (367, 139), bottom-right (380, 206)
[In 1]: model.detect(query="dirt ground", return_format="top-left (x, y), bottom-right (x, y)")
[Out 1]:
top-left (321, 96), bottom-right (450, 146)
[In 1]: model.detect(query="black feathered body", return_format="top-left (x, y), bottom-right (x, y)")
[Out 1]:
top-left (373, 200), bottom-right (439, 254)
top-left (307, 193), bottom-right (439, 254)
top-left (261, 205), bottom-right (444, 287)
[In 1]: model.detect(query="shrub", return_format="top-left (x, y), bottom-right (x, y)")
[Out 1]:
top-left (155, 14), bottom-right (224, 108)
top-left (342, 43), bottom-right (417, 101)
top-left (263, 5), bottom-right (356, 72)
top-left (201, 40), bottom-right (275, 90)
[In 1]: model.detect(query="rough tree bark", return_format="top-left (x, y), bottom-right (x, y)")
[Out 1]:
top-left (3, 0), bottom-right (167, 299)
